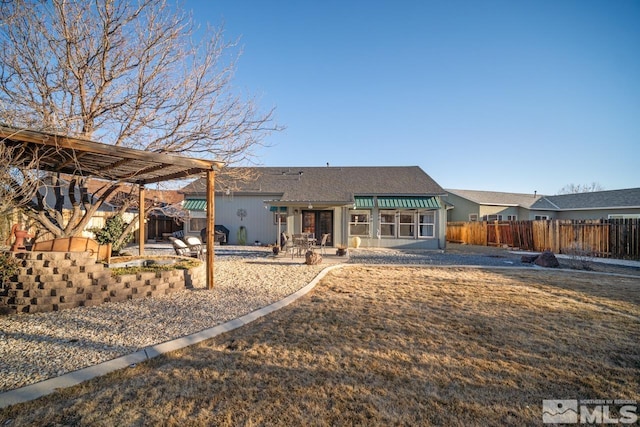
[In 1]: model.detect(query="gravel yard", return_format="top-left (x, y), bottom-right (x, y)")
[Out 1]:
top-left (1, 243), bottom-right (638, 394)
top-left (0, 250), bottom-right (325, 392)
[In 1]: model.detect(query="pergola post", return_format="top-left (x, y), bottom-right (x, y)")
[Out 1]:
top-left (206, 170), bottom-right (215, 290)
top-left (139, 185), bottom-right (145, 256)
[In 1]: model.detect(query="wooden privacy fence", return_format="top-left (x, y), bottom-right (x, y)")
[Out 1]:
top-left (447, 219), bottom-right (640, 260)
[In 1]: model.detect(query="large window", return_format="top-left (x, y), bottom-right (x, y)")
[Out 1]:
top-left (189, 217), bottom-right (206, 233)
top-left (378, 210), bottom-right (437, 239)
top-left (380, 211), bottom-right (395, 237)
top-left (398, 212), bottom-right (415, 238)
top-left (418, 211), bottom-right (435, 238)
top-left (483, 214), bottom-right (503, 221)
top-left (349, 211), bottom-right (370, 236)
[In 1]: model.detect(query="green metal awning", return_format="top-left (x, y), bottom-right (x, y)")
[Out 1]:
top-left (354, 196), bottom-right (375, 208)
top-left (377, 196), bottom-right (441, 209)
top-left (183, 199), bottom-right (207, 211)
top-left (269, 206), bottom-right (287, 212)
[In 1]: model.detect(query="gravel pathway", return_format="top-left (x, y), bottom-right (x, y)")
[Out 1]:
top-left (1, 244), bottom-right (637, 393)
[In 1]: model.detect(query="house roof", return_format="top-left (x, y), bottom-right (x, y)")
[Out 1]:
top-left (532, 188), bottom-right (640, 210)
top-left (445, 189), bottom-right (543, 208)
top-left (182, 166), bottom-right (445, 204)
top-left (445, 187), bottom-right (640, 212)
top-left (84, 178), bottom-right (184, 206)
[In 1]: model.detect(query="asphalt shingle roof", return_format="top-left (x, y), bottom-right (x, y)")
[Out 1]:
top-left (444, 187), bottom-right (640, 211)
top-left (445, 189), bottom-right (543, 208)
top-left (533, 188), bottom-right (640, 210)
top-left (182, 166), bottom-right (445, 203)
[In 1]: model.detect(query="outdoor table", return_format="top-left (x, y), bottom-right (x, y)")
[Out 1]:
top-left (293, 236), bottom-right (314, 256)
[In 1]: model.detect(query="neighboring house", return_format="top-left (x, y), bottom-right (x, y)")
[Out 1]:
top-left (444, 188), bottom-right (640, 221)
top-left (180, 166), bottom-right (448, 249)
top-left (529, 188), bottom-right (640, 220)
top-left (444, 189), bottom-right (543, 222)
top-left (16, 177), bottom-right (184, 243)
top-left (10, 176), bottom-right (119, 242)
top-left (84, 179), bottom-right (185, 241)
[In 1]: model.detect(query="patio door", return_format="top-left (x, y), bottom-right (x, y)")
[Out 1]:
top-left (302, 210), bottom-right (333, 246)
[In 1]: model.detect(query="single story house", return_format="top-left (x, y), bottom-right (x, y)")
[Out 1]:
top-left (444, 189), bottom-right (542, 222)
top-left (444, 188), bottom-right (640, 221)
top-left (528, 187), bottom-right (640, 220)
top-left (180, 166), bottom-right (448, 249)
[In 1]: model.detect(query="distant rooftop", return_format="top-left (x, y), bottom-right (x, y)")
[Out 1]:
top-left (445, 189), bottom-right (543, 208)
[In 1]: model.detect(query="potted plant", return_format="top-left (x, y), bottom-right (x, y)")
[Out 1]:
top-left (336, 245), bottom-right (347, 256)
top-left (271, 244), bottom-right (280, 255)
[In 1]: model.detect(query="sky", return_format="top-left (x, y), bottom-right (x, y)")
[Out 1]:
top-left (184, 0), bottom-right (639, 195)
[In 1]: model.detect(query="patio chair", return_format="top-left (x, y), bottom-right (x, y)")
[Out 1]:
top-left (184, 236), bottom-right (206, 260)
top-left (281, 232), bottom-right (296, 259)
top-left (169, 236), bottom-right (199, 258)
top-left (315, 233), bottom-right (330, 255)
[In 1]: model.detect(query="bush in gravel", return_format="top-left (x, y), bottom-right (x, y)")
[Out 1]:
top-left (564, 244), bottom-right (595, 271)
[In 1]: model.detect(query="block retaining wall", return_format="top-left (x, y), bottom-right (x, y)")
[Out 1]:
top-left (0, 251), bottom-right (205, 314)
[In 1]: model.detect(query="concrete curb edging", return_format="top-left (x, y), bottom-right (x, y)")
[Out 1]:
top-left (0, 263), bottom-right (347, 409)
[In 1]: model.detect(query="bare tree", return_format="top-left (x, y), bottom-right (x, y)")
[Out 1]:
top-left (0, 0), bottom-right (280, 237)
top-left (0, 139), bottom-right (42, 218)
top-left (557, 182), bottom-right (604, 195)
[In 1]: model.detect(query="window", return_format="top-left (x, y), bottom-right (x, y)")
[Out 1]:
top-left (507, 215), bottom-right (517, 221)
top-left (349, 211), bottom-right (370, 236)
top-left (469, 214), bottom-right (479, 221)
top-left (483, 214), bottom-right (503, 221)
top-left (189, 218), bottom-right (206, 233)
top-left (534, 215), bottom-right (549, 220)
top-left (379, 211), bottom-right (395, 237)
top-left (398, 212), bottom-right (415, 238)
top-left (273, 213), bottom-right (287, 225)
top-left (418, 211), bottom-right (435, 238)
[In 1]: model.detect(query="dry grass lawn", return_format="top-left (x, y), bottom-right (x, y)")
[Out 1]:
top-left (1, 267), bottom-right (639, 426)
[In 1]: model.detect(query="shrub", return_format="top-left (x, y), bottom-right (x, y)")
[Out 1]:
top-left (89, 215), bottom-right (132, 254)
top-left (0, 252), bottom-right (20, 285)
top-left (564, 243), bottom-right (594, 271)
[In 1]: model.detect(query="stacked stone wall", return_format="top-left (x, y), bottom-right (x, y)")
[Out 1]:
top-left (0, 251), bottom-right (204, 314)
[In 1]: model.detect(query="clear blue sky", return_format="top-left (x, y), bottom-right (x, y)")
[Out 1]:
top-left (184, 0), bottom-right (639, 195)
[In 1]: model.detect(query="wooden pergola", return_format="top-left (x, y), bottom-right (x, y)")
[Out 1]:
top-left (1, 125), bottom-right (224, 289)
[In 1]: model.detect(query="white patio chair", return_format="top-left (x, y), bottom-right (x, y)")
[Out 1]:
top-left (282, 232), bottom-right (296, 259)
top-left (315, 233), bottom-right (330, 255)
top-left (184, 236), bottom-right (206, 260)
top-left (169, 236), bottom-right (199, 258)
